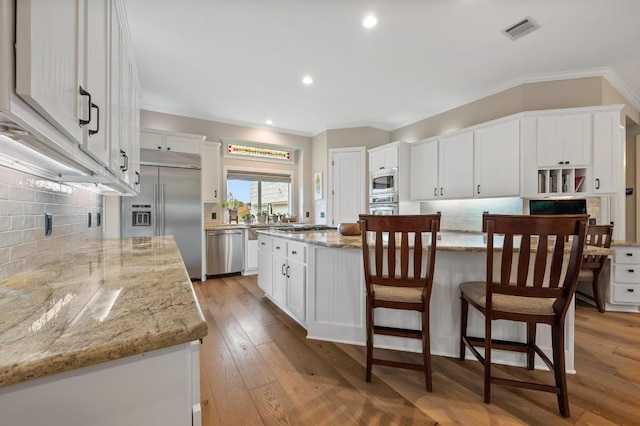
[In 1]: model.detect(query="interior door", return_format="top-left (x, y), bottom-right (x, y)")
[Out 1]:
top-left (330, 148), bottom-right (366, 226)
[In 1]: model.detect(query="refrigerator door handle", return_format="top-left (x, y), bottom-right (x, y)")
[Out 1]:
top-left (153, 183), bottom-right (159, 235)
top-left (160, 184), bottom-right (166, 235)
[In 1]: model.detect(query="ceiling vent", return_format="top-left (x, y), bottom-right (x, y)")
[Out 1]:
top-left (503, 17), bottom-right (540, 41)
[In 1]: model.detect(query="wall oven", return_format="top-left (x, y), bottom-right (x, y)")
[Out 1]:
top-left (370, 167), bottom-right (399, 195)
top-left (369, 194), bottom-right (399, 215)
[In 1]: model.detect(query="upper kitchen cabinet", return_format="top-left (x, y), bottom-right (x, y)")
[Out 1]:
top-left (15, 0), bottom-right (85, 146)
top-left (592, 109), bottom-right (623, 194)
top-left (202, 141), bottom-right (221, 203)
top-left (369, 142), bottom-right (400, 171)
top-left (473, 119), bottom-right (520, 198)
top-left (141, 129), bottom-right (203, 155)
top-left (537, 113), bottom-right (591, 167)
top-left (410, 131), bottom-right (473, 201)
top-left (12, 0), bottom-right (141, 194)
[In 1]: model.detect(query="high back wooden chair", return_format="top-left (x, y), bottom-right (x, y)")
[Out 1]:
top-left (459, 214), bottom-right (588, 417)
top-left (359, 213), bottom-right (440, 392)
top-left (576, 224), bottom-right (613, 313)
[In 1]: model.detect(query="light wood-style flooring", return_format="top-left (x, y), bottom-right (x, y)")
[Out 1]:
top-left (194, 275), bottom-right (640, 425)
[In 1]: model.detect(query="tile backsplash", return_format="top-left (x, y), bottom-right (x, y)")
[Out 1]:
top-left (0, 165), bottom-right (103, 281)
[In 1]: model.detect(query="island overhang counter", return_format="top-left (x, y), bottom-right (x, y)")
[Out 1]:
top-left (256, 229), bottom-right (612, 373)
top-left (0, 236), bottom-right (208, 426)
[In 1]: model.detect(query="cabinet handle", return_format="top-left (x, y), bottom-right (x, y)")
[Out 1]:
top-left (440, 188), bottom-right (443, 196)
top-left (120, 150), bottom-right (129, 172)
top-left (88, 103), bottom-right (100, 136)
top-left (167, 146), bottom-right (171, 151)
top-left (286, 265), bottom-right (290, 278)
top-left (291, 250), bottom-right (297, 255)
top-left (433, 188), bottom-right (437, 196)
top-left (78, 86), bottom-right (92, 127)
top-left (628, 288), bottom-right (635, 293)
top-left (135, 171), bottom-right (140, 185)
top-left (477, 184), bottom-right (480, 194)
top-left (595, 178), bottom-right (600, 189)
top-left (214, 190), bottom-right (217, 198)
top-left (626, 253), bottom-right (633, 257)
top-left (628, 269), bottom-right (635, 273)
top-left (565, 161), bottom-right (570, 165)
top-left (281, 264), bottom-right (286, 276)
top-left (276, 246), bottom-right (281, 250)
top-left (558, 161), bottom-right (563, 165)
top-left (260, 242), bottom-right (265, 246)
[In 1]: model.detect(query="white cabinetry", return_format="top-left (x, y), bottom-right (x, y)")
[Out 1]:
top-left (593, 110), bottom-right (623, 195)
top-left (537, 113), bottom-right (591, 167)
top-left (202, 141), bottom-right (221, 203)
top-left (473, 119), bottom-right (520, 198)
top-left (409, 132), bottom-right (473, 200)
top-left (267, 238), bottom-right (307, 325)
top-left (257, 235), bottom-right (273, 296)
top-left (369, 144), bottom-right (399, 171)
top-left (140, 129), bottom-right (203, 155)
top-left (608, 247), bottom-right (640, 311)
top-left (14, 0), bottom-right (140, 194)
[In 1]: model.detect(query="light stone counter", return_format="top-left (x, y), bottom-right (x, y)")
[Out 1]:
top-left (259, 229), bottom-right (613, 256)
top-left (0, 236), bottom-right (208, 388)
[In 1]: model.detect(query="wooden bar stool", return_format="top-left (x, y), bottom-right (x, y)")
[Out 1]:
top-left (359, 213), bottom-right (440, 392)
top-left (459, 214), bottom-right (588, 417)
top-left (576, 224), bottom-right (613, 313)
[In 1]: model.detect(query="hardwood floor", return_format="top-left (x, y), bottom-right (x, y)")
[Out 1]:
top-left (194, 276), bottom-right (640, 425)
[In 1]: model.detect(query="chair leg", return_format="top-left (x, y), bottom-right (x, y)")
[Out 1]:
top-left (526, 323), bottom-right (537, 370)
top-left (365, 298), bottom-right (374, 383)
top-left (459, 295), bottom-right (469, 361)
top-left (592, 275), bottom-right (605, 313)
top-left (484, 315), bottom-right (492, 404)
top-left (552, 322), bottom-right (570, 417)
top-left (422, 308), bottom-right (433, 392)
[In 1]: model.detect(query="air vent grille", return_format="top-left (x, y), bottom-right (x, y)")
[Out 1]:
top-left (503, 17), bottom-right (540, 41)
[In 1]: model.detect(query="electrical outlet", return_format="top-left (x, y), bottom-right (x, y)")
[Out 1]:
top-left (88, 212), bottom-right (92, 228)
top-left (211, 212), bottom-right (217, 220)
top-left (588, 218), bottom-right (597, 225)
top-left (306, 211), bottom-right (310, 218)
top-left (44, 213), bottom-right (52, 236)
top-left (320, 211), bottom-right (325, 218)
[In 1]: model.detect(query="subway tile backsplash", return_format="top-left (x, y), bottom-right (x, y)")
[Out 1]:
top-left (0, 165), bottom-right (103, 281)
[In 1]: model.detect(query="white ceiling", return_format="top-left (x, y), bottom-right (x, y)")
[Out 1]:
top-left (123, 0), bottom-right (640, 137)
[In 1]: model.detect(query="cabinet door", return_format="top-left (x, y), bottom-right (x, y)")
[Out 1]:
top-left (257, 236), bottom-right (273, 296)
top-left (246, 240), bottom-right (258, 271)
top-left (140, 131), bottom-right (164, 151)
top-left (108, 6), bottom-right (122, 174)
top-left (165, 135), bottom-right (202, 154)
top-left (439, 132), bottom-right (474, 199)
top-left (82, 0), bottom-right (110, 166)
top-left (272, 254), bottom-right (288, 306)
top-left (287, 260), bottom-right (306, 323)
top-left (16, 0), bottom-right (84, 145)
top-left (202, 142), bottom-right (221, 202)
top-left (410, 141), bottom-right (438, 200)
top-left (563, 113), bottom-right (591, 166)
top-left (536, 116), bottom-right (563, 167)
top-left (593, 111), bottom-right (621, 194)
top-left (474, 120), bottom-right (520, 198)
top-left (369, 149), bottom-right (385, 172)
top-left (119, 46), bottom-right (133, 186)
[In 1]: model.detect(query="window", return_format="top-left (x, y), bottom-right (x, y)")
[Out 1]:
top-left (227, 170), bottom-right (291, 215)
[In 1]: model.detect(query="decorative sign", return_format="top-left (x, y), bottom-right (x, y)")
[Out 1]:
top-left (226, 143), bottom-right (291, 162)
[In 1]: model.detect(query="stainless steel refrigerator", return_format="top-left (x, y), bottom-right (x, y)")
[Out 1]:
top-left (121, 150), bottom-right (201, 279)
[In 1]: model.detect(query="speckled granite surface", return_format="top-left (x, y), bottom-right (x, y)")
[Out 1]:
top-left (0, 236), bottom-right (208, 388)
top-left (258, 229), bottom-right (613, 255)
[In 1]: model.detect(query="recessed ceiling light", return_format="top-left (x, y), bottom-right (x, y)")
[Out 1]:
top-left (302, 75), bottom-right (313, 85)
top-left (265, 119), bottom-right (273, 125)
top-left (363, 15), bottom-right (377, 28)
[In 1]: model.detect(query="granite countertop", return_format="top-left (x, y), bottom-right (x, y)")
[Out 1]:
top-left (257, 229), bottom-right (613, 256)
top-left (0, 236), bottom-right (208, 388)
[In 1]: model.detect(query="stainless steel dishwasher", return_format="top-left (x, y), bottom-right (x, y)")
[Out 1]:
top-left (206, 229), bottom-right (244, 276)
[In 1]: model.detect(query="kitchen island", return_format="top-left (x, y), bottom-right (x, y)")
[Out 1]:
top-left (0, 236), bottom-right (207, 426)
top-left (257, 228), bottom-right (612, 373)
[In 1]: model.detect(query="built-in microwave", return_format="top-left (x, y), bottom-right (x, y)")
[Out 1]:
top-left (370, 167), bottom-right (398, 195)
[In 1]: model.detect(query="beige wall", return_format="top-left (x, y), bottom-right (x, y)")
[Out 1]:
top-left (141, 110), bottom-right (313, 223)
top-left (311, 131), bottom-right (328, 224)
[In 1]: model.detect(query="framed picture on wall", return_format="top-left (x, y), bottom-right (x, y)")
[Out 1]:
top-left (314, 172), bottom-right (322, 200)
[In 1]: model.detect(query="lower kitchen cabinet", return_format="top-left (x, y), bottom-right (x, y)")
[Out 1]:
top-left (257, 235), bottom-right (273, 296)
top-left (262, 237), bottom-right (307, 325)
top-left (608, 246), bottom-right (640, 311)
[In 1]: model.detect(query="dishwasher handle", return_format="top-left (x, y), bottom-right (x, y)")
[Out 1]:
top-left (207, 230), bottom-right (243, 236)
